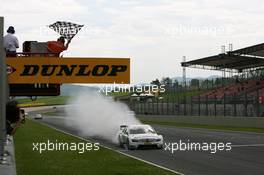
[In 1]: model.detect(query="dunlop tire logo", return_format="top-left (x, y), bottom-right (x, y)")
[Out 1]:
top-left (6, 57), bottom-right (130, 84)
top-left (20, 65), bottom-right (127, 77)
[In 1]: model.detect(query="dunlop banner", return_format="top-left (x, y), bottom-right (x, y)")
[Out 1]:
top-left (6, 57), bottom-right (130, 84)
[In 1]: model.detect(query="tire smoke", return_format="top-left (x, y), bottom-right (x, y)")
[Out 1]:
top-left (64, 90), bottom-right (141, 143)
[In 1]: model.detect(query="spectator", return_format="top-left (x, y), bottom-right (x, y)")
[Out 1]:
top-left (47, 36), bottom-right (71, 56)
top-left (6, 101), bottom-right (23, 135)
top-left (4, 26), bottom-right (19, 57)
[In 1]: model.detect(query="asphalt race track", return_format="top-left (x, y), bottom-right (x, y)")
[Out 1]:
top-left (27, 108), bottom-right (264, 175)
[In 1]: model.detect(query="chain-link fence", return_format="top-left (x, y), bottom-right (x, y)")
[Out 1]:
top-left (128, 80), bottom-right (264, 117)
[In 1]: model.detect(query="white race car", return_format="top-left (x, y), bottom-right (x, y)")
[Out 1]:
top-left (34, 113), bottom-right (43, 120)
top-left (118, 124), bottom-right (163, 150)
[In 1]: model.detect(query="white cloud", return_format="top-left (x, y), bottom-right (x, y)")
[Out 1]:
top-left (2, 0), bottom-right (264, 83)
top-left (1, 0), bottom-right (86, 42)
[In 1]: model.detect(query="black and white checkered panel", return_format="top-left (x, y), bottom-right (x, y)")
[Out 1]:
top-left (49, 21), bottom-right (84, 40)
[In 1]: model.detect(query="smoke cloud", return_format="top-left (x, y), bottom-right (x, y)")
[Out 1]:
top-left (64, 90), bottom-right (141, 143)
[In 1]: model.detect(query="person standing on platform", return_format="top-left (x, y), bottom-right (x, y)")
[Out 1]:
top-left (4, 26), bottom-right (19, 57)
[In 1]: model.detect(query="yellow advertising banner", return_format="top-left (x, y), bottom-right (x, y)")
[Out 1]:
top-left (6, 57), bottom-right (130, 84)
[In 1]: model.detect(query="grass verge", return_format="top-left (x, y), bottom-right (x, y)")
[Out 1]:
top-left (17, 96), bottom-right (70, 107)
top-left (141, 119), bottom-right (264, 133)
top-left (14, 119), bottom-right (177, 175)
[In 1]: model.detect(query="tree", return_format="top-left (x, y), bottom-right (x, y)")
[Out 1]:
top-left (190, 79), bottom-right (200, 87)
top-left (161, 77), bottom-right (172, 86)
top-left (172, 79), bottom-right (179, 87)
top-left (150, 79), bottom-right (161, 86)
top-left (215, 78), bottom-right (222, 87)
top-left (201, 79), bottom-right (211, 89)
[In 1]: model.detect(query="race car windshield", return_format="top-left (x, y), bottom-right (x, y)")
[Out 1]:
top-left (129, 128), bottom-right (156, 134)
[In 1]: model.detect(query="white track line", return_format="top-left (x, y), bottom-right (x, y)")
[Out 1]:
top-left (32, 119), bottom-right (184, 175)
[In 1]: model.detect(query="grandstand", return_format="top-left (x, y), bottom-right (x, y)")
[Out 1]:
top-left (182, 43), bottom-right (264, 72)
top-left (201, 80), bottom-right (264, 99)
top-left (130, 43), bottom-right (264, 117)
top-left (181, 43), bottom-right (264, 117)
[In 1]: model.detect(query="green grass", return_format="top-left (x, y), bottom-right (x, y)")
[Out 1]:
top-left (40, 111), bottom-right (58, 116)
top-left (141, 119), bottom-right (264, 133)
top-left (17, 96), bottom-right (70, 107)
top-left (107, 92), bottom-right (131, 97)
top-left (14, 119), bottom-right (177, 175)
top-left (160, 90), bottom-right (202, 102)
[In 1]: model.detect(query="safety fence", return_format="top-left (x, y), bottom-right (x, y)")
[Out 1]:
top-left (128, 86), bottom-right (264, 117)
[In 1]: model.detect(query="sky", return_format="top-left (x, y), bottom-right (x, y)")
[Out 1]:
top-left (1, 0), bottom-right (264, 84)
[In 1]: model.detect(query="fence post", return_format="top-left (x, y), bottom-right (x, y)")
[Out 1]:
top-left (145, 100), bottom-right (147, 115)
top-left (143, 99), bottom-right (145, 115)
top-left (206, 95), bottom-right (208, 116)
top-left (161, 98), bottom-right (163, 115)
top-left (177, 90), bottom-right (180, 115)
top-left (152, 97), bottom-right (156, 115)
top-left (156, 97), bottom-right (158, 115)
top-left (197, 82), bottom-right (200, 116)
top-left (223, 93), bottom-right (226, 116)
top-left (172, 85), bottom-right (175, 115)
top-left (198, 94), bottom-right (201, 116)
top-left (257, 89), bottom-right (260, 117)
top-left (184, 93), bottom-right (187, 116)
top-left (167, 94), bottom-right (169, 115)
top-left (190, 96), bottom-right (193, 116)
top-left (244, 93), bottom-right (248, 117)
top-left (233, 93), bottom-right (237, 116)
top-left (140, 101), bottom-right (142, 114)
top-left (214, 95), bottom-right (217, 116)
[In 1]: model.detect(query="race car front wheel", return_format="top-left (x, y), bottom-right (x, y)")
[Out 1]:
top-left (127, 140), bottom-right (135, 150)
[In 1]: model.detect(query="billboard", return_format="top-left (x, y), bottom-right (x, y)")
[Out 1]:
top-left (6, 57), bottom-right (130, 84)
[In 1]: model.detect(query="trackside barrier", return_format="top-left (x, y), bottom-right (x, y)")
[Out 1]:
top-left (129, 83), bottom-right (264, 117)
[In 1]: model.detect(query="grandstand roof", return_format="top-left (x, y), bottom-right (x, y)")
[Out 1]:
top-left (230, 43), bottom-right (264, 56)
top-left (182, 43), bottom-right (264, 72)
